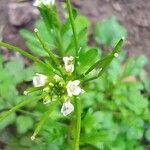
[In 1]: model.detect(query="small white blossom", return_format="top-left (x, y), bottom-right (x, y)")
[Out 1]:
top-left (66, 80), bottom-right (84, 97)
top-left (33, 73), bottom-right (47, 87)
top-left (33, 0), bottom-right (55, 7)
top-left (63, 56), bottom-right (74, 73)
top-left (61, 101), bottom-right (74, 116)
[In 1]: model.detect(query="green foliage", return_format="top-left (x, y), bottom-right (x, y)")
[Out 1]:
top-left (20, 16), bottom-right (89, 57)
top-left (16, 116), bottom-right (34, 134)
top-left (0, 46), bottom-right (149, 150)
top-left (0, 1), bottom-right (149, 150)
top-left (80, 53), bottom-right (150, 149)
top-left (20, 21), bottom-right (54, 56)
top-left (94, 16), bottom-right (127, 46)
top-left (0, 56), bottom-right (36, 131)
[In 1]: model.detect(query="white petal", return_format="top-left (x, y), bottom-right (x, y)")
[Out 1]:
top-left (61, 101), bottom-right (74, 116)
top-left (66, 81), bottom-right (72, 88)
top-left (66, 80), bottom-right (83, 97)
top-left (67, 87), bottom-right (73, 97)
top-left (65, 64), bottom-right (74, 73)
top-left (73, 80), bottom-right (80, 85)
top-left (72, 87), bottom-right (81, 96)
top-left (33, 73), bottom-right (47, 87)
top-left (63, 57), bottom-right (69, 64)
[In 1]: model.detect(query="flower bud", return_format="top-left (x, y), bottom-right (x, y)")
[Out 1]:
top-left (63, 56), bottom-right (74, 73)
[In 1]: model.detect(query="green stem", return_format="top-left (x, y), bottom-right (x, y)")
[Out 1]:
top-left (24, 87), bottom-right (42, 95)
top-left (17, 109), bottom-right (37, 117)
top-left (74, 98), bottom-right (81, 150)
top-left (0, 42), bottom-right (53, 73)
top-left (34, 31), bottom-right (64, 77)
top-left (66, 0), bottom-right (79, 72)
top-left (34, 30), bottom-right (58, 59)
top-left (32, 101), bottom-right (58, 139)
top-left (66, 0), bottom-right (81, 149)
top-left (0, 95), bottom-right (43, 121)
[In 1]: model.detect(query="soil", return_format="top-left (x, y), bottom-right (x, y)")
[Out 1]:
top-left (0, 0), bottom-right (150, 71)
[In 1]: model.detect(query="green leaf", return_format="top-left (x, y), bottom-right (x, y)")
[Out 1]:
top-left (32, 101), bottom-right (59, 139)
top-left (20, 20), bottom-right (54, 57)
top-left (82, 38), bottom-right (124, 82)
top-left (79, 48), bottom-right (99, 65)
top-left (123, 55), bottom-right (148, 77)
top-left (94, 16), bottom-right (127, 46)
top-left (145, 129), bottom-right (150, 141)
top-left (0, 42), bottom-right (53, 74)
top-left (0, 95), bottom-right (43, 122)
top-left (16, 116), bottom-right (33, 134)
top-left (62, 16), bottom-right (89, 55)
top-left (0, 113), bottom-right (16, 130)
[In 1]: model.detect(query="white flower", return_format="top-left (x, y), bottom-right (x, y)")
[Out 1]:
top-left (66, 80), bottom-right (84, 97)
top-left (33, 73), bottom-right (47, 87)
top-left (61, 101), bottom-right (74, 116)
top-left (63, 56), bottom-right (74, 73)
top-left (33, 0), bottom-right (55, 7)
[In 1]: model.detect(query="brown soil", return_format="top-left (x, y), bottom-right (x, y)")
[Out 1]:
top-left (0, 0), bottom-right (150, 71)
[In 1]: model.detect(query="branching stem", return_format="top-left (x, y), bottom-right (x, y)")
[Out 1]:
top-left (66, 0), bottom-right (81, 149)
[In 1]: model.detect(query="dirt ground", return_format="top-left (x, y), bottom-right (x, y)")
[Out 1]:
top-left (0, 0), bottom-right (150, 71)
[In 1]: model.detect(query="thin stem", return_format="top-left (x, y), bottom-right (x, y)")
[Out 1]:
top-left (17, 109), bottom-right (37, 117)
top-left (0, 95), bottom-right (44, 121)
top-left (74, 98), bottom-right (81, 150)
top-left (31, 101), bottom-right (59, 139)
top-left (0, 42), bottom-right (53, 74)
top-left (34, 30), bottom-right (64, 77)
top-left (24, 87), bottom-right (42, 95)
top-left (66, 1), bottom-right (81, 149)
top-left (83, 76), bottom-right (98, 83)
top-left (34, 30), bottom-right (58, 59)
top-left (66, 0), bottom-right (79, 72)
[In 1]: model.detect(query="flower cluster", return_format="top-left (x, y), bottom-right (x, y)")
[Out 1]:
top-left (29, 56), bottom-right (84, 116)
